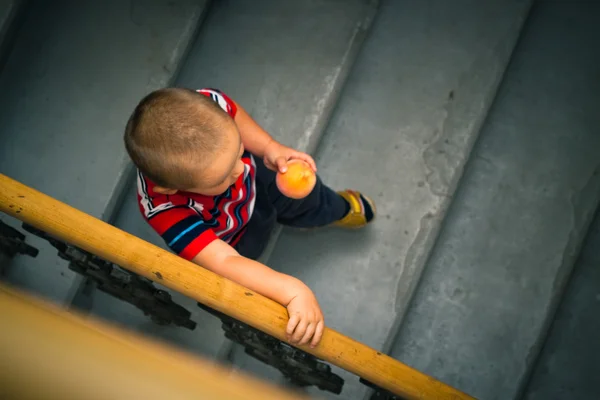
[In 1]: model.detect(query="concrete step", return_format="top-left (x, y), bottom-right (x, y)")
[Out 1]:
top-left (389, 2), bottom-right (600, 399)
top-left (523, 208), bottom-right (600, 400)
top-left (228, 0), bottom-right (531, 398)
top-left (0, 0), bottom-right (25, 71)
top-left (91, 0), bottom-right (377, 360)
top-left (0, 0), bottom-right (209, 304)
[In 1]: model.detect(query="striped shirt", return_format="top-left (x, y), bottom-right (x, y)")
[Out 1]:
top-left (136, 88), bottom-right (256, 260)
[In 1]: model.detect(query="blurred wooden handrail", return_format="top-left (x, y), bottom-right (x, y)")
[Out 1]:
top-left (0, 173), bottom-right (474, 400)
top-left (0, 282), bottom-right (309, 400)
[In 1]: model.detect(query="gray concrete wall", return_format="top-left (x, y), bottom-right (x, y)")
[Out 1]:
top-left (0, 0), bottom-right (208, 304)
top-left (389, 2), bottom-right (600, 399)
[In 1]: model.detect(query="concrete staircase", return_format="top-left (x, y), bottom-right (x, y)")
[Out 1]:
top-left (1, 1), bottom-right (599, 399)
top-left (388, 2), bottom-right (600, 399)
top-left (227, 1), bottom-right (531, 398)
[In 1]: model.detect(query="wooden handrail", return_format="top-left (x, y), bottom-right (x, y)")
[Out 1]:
top-left (0, 173), bottom-right (474, 399)
top-left (0, 282), bottom-right (308, 400)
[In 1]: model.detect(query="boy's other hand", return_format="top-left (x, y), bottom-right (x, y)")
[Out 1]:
top-left (285, 287), bottom-right (325, 348)
top-left (263, 140), bottom-right (317, 174)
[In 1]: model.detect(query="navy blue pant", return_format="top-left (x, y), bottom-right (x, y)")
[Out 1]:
top-left (234, 158), bottom-right (348, 260)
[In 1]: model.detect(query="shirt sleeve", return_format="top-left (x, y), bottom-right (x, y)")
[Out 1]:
top-left (142, 204), bottom-right (218, 261)
top-left (196, 88), bottom-right (238, 118)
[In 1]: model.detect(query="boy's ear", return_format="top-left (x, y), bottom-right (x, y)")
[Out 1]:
top-left (153, 186), bottom-right (178, 195)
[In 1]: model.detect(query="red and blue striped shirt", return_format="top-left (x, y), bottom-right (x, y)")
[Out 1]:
top-left (137, 89), bottom-right (256, 260)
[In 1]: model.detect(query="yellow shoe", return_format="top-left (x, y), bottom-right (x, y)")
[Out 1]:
top-left (333, 190), bottom-right (376, 229)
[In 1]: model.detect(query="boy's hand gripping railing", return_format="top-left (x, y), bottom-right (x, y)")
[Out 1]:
top-left (0, 173), bottom-right (474, 400)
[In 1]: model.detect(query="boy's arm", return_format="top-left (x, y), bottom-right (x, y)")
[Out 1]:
top-left (192, 239), bottom-right (325, 348)
top-left (233, 102), bottom-right (317, 173)
top-left (231, 101), bottom-right (275, 159)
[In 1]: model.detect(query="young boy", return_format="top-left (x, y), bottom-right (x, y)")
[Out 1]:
top-left (124, 88), bottom-right (375, 348)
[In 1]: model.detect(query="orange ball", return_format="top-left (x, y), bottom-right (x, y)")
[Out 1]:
top-left (276, 159), bottom-right (316, 199)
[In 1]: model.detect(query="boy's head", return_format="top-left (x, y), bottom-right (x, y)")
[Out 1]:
top-left (124, 88), bottom-right (245, 196)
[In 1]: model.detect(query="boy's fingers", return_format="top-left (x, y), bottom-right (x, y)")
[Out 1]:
top-left (310, 320), bottom-right (325, 348)
top-left (291, 319), bottom-right (309, 343)
top-left (263, 158), bottom-right (276, 172)
top-left (305, 156), bottom-right (317, 172)
top-left (299, 322), bottom-right (316, 346)
top-left (276, 156), bottom-right (288, 173)
top-left (300, 153), bottom-right (317, 171)
top-left (294, 152), bottom-right (317, 172)
top-left (286, 314), bottom-right (300, 338)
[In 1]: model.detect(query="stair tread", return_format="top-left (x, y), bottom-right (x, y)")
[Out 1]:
top-left (0, 1), bottom-right (207, 303)
top-left (229, 1), bottom-right (530, 398)
top-left (389, 2), bottom-right (600, 399)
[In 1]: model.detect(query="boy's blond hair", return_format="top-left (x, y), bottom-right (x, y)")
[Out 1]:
top-left (124, 88), bottom-right (233, 189)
